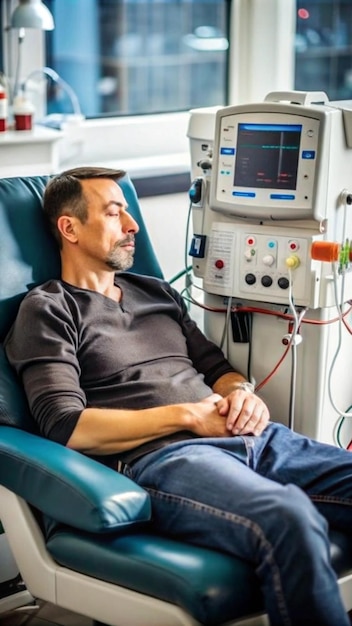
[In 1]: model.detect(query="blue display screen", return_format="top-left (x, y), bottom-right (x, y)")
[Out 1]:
top-left (234, 123), bottom-right (302, 190)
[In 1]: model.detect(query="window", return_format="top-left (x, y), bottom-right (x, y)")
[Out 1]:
top-left (295, 0), bottom-right (352, 100)
top-left (44, 0), bottom-right (230, 118)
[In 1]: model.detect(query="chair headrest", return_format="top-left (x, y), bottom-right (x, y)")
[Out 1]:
top-left (0, 176), bottom-right (59, 341)
top-left (0, 173), bottom-right (163, 342)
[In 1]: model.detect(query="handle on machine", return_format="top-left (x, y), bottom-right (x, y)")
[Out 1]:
top-left (264, 91), bottom-right (329, 106)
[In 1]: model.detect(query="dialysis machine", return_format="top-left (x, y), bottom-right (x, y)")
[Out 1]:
top-left (187, 91), bottom-right (352, 448)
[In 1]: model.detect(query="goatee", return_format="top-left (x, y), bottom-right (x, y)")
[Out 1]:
top-left (106, 236), bottom-right (135, 271)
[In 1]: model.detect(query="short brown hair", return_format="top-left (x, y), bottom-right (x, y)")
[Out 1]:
top-left (43, 166), bottom-right (126, 246)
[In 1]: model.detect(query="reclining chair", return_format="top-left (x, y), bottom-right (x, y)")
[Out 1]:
top-left (0, 174), bottom-right (352, 626)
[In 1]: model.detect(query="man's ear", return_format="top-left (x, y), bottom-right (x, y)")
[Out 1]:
top-left (57, 215), bottom-right (78, 243)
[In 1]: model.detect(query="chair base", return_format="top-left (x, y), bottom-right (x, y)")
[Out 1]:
top-left (0, 585), bottom-right (35, 615)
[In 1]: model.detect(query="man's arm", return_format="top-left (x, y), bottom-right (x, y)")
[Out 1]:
top-left (67, 393), bottom-right (231, 455)
top-left (68, 371), bottom-right (270, 455)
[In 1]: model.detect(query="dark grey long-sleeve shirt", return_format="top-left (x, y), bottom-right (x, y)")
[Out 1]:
top-left (5, 273), bottom-right (235, 464)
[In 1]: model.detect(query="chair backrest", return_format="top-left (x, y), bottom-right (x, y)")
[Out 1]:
top-left (0, 174), bottom-right (163, 342)
top-left (0, 173), bottom-right (164, 431)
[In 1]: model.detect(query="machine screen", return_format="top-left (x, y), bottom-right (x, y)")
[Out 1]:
top-left (234, 123), bottom-right (302, 190)
top-left (211, 107), bottom-right (322, 220)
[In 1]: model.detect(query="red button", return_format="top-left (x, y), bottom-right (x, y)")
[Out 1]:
top-left (215, 259), bottom-right (224, 269)
top-left (289, 240), bottom-right (299, 251)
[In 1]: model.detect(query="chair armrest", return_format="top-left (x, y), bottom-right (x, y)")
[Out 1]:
top-left (0, 426), bottom-right (151, 533)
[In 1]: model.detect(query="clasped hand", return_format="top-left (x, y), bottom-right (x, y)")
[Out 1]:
top-left (190, 389), bottom-right (270, 439)
top-left (192, 389), bottom-right (270, 439)
top-left (217, 388), bottom-right (270, 436)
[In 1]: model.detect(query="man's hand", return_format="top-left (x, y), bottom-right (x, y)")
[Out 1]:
top-left (186, 394), bottom-right (234, 438)
top-left (186, 391), bottom-right (269, 439)
top-left (216, 388), bottom-right (270, 436)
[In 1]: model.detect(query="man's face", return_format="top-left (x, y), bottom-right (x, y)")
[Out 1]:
top-left (73, 178), bottom-right (139, 271)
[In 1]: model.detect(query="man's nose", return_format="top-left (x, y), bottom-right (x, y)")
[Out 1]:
top-left (122, 212), bottom-right (139, 233)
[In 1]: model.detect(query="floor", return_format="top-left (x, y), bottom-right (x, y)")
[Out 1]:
top-left (0, 601), bottom-right (352, 626)
top-left (0, 600), bottom-right (94, 626)
top-left (1, 593), bottom-right (352, 626)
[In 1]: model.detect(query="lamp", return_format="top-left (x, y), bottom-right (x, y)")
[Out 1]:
top-left (8, 0), bottom-right (55, 104)
top-left (10, 0), bottom-right (54, 31)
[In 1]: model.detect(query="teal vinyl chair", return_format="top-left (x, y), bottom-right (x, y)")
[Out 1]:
top-left (0, 175), bottom-right (352, 626)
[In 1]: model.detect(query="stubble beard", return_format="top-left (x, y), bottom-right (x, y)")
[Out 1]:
top-left (106, 236), bottom-right (135, 271)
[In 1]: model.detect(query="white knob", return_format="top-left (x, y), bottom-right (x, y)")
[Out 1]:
top-left (262, 254), bottom-right (275, 266)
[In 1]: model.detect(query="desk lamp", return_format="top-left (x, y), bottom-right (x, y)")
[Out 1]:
top-left (11, 0), bottom-right (54, 29)
top-left (9, 0), bottom-right (54, 102)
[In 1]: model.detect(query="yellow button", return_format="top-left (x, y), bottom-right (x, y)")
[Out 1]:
top-left (285, 254), bottom-right (300, 269)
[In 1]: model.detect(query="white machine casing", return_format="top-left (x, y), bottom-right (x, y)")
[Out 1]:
top-left (187, 92), bottom-right (352, 447)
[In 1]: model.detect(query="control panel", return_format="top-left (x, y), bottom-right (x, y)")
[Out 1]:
top-left (203, 222), bottom-right (318, 306)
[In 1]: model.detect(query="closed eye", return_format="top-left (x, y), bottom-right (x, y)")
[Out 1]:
top-left (104, 199), bottom-right (128, 218)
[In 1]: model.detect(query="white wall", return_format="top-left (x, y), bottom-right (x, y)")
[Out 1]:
top-left (229, 0), bottom-right (296, 104)
top-left (139, 192), bottom-right (190, 282)
top-left (139, 191), bottom-right (204, 329)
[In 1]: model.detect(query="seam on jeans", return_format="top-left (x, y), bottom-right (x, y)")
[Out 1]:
top-left (147, 487), bottom-right (291, 626)
top-left (241, 435), bottom-right (254, 466)
top-left (310, 494), bottom-right (352, 505)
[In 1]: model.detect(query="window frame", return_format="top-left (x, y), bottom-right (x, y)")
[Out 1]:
top-left (1, 0), bottom-right (296, 179)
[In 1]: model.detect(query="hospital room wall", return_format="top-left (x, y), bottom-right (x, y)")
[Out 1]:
top-left (139, 192), bottom-right (190, 284)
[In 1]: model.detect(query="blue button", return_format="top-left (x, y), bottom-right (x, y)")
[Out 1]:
top-left (270, 194), bottom-right (295, 200)
top-left (233, 191), bottom-right (256, 198)
top-left (302, 150), bottom-right (316, 159)
top-left (220, 147), bottom-right (235, 155)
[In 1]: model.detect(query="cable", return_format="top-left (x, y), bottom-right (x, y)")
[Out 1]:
top-left (287, 268), bottom-right (300, 431)
top-left (255, 343), bottom-right (291, 393)
top-left (180, 199), bottom-right (196, 310)
top-left (22, 66), bottom-right (82, 117)
top-left (326, 263), bottom-right (352, 421)
top-left (13, 28), bottom-right (25, 101)
top-left (254, 307), bottom-right (306, 394)
top-left (335, 405), bottom-right (352, 448)
top-left (184, 199), bottom-right (193, 277)
top-left (326, 197), bottom-right (352, 438)
top-left (167, 198), bottom-right (194, 310)
top-left (246, 313), bottom-right (254, 382)
top-left (185, 292), bottom-right (352, 328)
top-left (219, 296), bottom-right (232, 356)
top-left (169, 266), bottom-right (193, 285)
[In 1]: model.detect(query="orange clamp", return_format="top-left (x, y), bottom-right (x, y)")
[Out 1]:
top-left (311, 241), bottom-right (340, 263)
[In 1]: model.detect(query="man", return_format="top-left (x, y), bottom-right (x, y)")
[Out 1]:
top-left (5, 166), bottom-right (352, 626)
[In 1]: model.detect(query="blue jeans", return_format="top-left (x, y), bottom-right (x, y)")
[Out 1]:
top-left (124, 422), bottom-right (352, 626)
